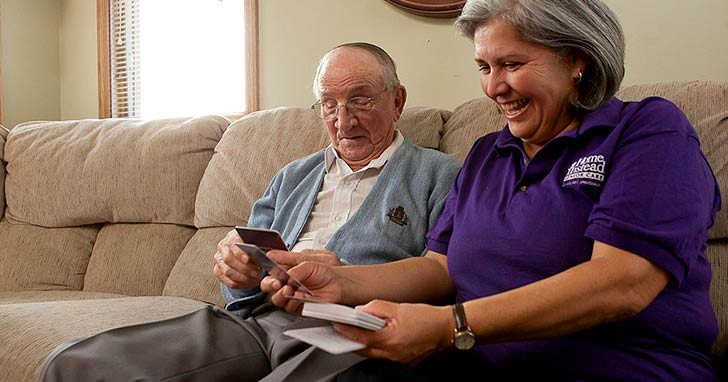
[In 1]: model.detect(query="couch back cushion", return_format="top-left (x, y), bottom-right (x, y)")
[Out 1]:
top-left (0, 129), bottom-right (6, 219)
top-left (616, 81), bottom-right (728, 240)
top-left (83, 223), bottom-right (196, 296)
top-left (194, 106), bottom-right (450, 228)
top-left (163, 227), bottom-right (231, 306)
top-left (440, 97), bottom-right (505, 162)
top-left (0, 220), bottom-right (99, 291)
top-left (3, 116), bottom-right (228, 227)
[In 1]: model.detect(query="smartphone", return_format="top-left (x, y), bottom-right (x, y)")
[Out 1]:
top-left (235, 243), bottom-right (314, 296)
top-left (235, 226), bottom-right (288, 251)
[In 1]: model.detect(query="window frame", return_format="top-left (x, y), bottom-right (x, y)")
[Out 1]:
top-left (96, 0), bottom-right (259, 118)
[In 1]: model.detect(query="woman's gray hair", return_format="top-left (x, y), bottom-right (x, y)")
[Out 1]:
top-left (312, 42), bottom-right (401, 98)
top-left (455, 0), bottom-right (625, 111)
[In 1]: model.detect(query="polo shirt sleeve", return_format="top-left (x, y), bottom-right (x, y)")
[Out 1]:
top-left (425, 177), bottom-right (458, 254)
top-left (584, 98), bottom-right (720, 286)
top-left (426, 135), bottom-right (494, 255)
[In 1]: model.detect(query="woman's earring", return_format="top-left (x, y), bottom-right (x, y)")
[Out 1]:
top-left (574, 71), bottom-right (583, 84)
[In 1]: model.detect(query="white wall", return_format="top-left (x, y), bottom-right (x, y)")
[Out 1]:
top-left (0, 0), bottom-right (60, 128)
top-left (258, 1), bottom-right (479, 110)
top-left (59, 0), bottom-right (97, 121)
top-left (605, 0), bottom-right (728, 85)
top-left (258, 0), bottom-right (728, 110)
top-left (2, 0), bottom-right (727, 124)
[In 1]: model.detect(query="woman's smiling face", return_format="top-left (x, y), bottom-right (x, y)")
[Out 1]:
top-left (474, 19), bottom-right (584, 158)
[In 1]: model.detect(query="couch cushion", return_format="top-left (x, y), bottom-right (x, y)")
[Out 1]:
top-left (396, 106), bottom-right (451, 149)
top-left (4, 116), bottom-right (229, 227)
top-left (83, 223), bottom-right (196, 296)
top-left (194, 108), bottom-right (327, 227)
top-left (440, 97), bottom-right (505, 162)
top-left (616, 81), bottom-right (728, 240)
top-left (0, 220), bottom-right (99, 292)
top-left (0, 127), bottom-right (6, 219)
top-left (163, 227), bottom-right (230, 306)
top-left (0, 296), bottom-right (206, 382)
top-left (195, 107), bottom-right (450, 228)
top-left (707, 241), bottom-right (728, 361)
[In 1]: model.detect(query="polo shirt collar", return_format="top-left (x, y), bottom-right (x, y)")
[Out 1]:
top-left (324, 130), bottom-right (404, 173)
top-left (493, 97), bottom-right (623, 154)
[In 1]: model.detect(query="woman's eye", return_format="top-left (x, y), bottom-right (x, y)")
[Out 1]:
top-left (504, 62), bottom-right (521, 71)
top-left (478, 64), bottom-right (491, 74)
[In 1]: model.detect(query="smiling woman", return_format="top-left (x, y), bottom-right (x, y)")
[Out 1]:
top-left (96, 0), bottom-right (259, 118)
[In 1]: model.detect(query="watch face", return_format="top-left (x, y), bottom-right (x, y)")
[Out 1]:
top-left (454, 331), bottom-right (476, 350)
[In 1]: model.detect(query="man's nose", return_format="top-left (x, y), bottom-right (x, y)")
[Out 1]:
top-left (335, 105), bottom-right (357, 128)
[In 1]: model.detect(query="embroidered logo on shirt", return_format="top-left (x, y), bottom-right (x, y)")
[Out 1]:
top-left (387, 206), bottom-right (408, 226)
top-left (562, 154), bottom-right (607, 187)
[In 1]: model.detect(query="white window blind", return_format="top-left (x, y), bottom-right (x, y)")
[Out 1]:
top-left (111, 0), bottom-right (141, 118)
top-left (107, 0), bottom-right (250, 119)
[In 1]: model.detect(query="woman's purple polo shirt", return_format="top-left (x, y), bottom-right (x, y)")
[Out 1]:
top-left (426, 97), bottom-right (720, 380)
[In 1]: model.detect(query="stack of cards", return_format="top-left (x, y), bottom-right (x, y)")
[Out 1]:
top-left (301, 301), bottom-right (386, 331)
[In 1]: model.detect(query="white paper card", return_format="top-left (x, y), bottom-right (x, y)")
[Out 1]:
top-left (283, 326), bottom-right (366, 354)
top-left (301, 302), bottom-right (386, 330)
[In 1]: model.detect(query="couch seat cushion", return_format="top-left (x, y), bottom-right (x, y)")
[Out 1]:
top-left (0, 296), bottom-right (207, 382)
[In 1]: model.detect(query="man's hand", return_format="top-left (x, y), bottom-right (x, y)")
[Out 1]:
top-left (212, 229), bottom-right (262, 290)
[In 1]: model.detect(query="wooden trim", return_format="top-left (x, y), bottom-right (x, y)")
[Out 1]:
top-left (245, 0), bottom-right (259, 113)
top-left (96, 0), bottom-right (111, 118)
top-left (0, 3), bottom-right (4, 126)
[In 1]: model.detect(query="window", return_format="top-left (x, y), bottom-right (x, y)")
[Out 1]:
top-left (97, 0), bottom-right (258, 118)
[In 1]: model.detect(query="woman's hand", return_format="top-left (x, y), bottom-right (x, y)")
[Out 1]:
top-left (335, 301), bottom-right (454, 365)
top-left (262, 260), bottom-right (345, 313)
top-left (266, 249), bottom-right (342, 270)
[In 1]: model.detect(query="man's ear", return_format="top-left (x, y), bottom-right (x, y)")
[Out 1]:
top-left (393, 85), bottom-right (407, 120)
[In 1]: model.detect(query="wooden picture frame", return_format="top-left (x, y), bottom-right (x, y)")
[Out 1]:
top-left (385, 0), bottom-right (465, 18)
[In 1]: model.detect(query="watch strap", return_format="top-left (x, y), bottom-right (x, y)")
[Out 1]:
top-left (453, 303), bottom-right (468, 331)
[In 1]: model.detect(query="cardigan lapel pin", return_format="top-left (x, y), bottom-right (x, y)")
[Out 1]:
top-left (387, 206), bottom-right (408, 226)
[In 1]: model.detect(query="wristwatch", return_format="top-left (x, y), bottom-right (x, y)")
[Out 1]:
top-left (452, 303), bottom-right (476, 350)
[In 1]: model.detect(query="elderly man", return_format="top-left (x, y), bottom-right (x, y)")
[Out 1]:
top-left (213, 42), bottom-right (456, 318)
top-left (42, 43), bottom-right (459, 382)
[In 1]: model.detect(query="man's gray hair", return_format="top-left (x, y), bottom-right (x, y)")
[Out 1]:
top-left (312, 42), bottom-right (401, 99)
top-left (455, 0), bottom-right (625, 111)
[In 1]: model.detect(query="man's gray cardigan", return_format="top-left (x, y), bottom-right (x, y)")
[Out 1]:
top-left (222, 139), bottom-right (460, 313)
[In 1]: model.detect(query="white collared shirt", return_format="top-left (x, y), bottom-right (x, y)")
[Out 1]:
top-left (291, 131), bottom-right (404, 252)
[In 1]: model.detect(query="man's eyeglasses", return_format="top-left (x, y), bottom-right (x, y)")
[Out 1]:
top-left (311, 89), bottom-right (388, 121)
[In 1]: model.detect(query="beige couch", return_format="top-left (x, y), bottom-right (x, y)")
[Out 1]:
top-left (0, 81), bottom-right (726, 381)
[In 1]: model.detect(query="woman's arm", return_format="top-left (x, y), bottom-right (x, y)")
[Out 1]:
top-left (463, 241), bottom-right (669, 342)
top-left (265, 250), bottom-right (455, 309)
top-left (331, 241), bottom-right (669, 364)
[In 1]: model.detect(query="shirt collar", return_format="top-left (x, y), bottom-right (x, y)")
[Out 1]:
top-left (493, 97), bottom-right (624, 153)
top-left (325, 130), bottom-right (404, 173)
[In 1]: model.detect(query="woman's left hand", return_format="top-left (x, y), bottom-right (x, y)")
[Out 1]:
top-left (334, 300), bottom-right (454, 365)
